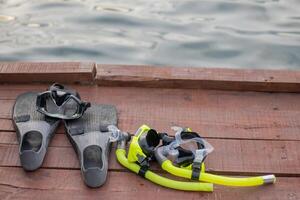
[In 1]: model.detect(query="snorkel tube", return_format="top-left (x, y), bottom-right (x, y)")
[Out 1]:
top-left (115, 125), bottom-right (213, 192)
top-left (156, 149), bottom-right (275, 187)
top-left (155, 127), bottom-right (276, 187)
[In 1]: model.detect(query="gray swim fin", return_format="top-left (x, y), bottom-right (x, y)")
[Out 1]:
top-left (12, 92), bottom-right (60, 171)
top-left (64, 104), bottom-right (118, 188)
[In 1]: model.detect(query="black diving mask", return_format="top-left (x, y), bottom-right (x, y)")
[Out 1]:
top-left (36, 83), bottom-right (90, 120)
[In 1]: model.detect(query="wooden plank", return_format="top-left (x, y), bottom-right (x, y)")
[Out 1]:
top-left (1, 85), bottom-right (300, 140)
top-left (97, 64), bottom-right (300, 92)
top-left (0, 62), bottom-right (300, 91)
top-left (0, 84), bottom-right (99, 100)
top-left (0, 144), bottom-right (79, 169)
top-left (0, 137), bottom-right (299, 175)
top-left (2, 109), bottom-right (300, 140)
top-left (0, 119), bottom-right (14, 132)
top-left (0, 100), bottom-right (14, 119)
top-left (0, 119), bottom-right (66, 135)
top-left (0, 132), bottom-right (70, 147)
top-left (0, 167), bottom-right (298, 200)
top-left (0, 62), bottom-right (96, 84)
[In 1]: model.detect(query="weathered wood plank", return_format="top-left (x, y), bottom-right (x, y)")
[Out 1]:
top-left (0, 84), bottom-right (99, 100)
top-left (1, 85), bottom-right (300, 140)
top-left (0, 132), bottom-right (69, 147)
top-left (1, 62), bottom-right (300, 91)
top-left (0, 138), bottom-right (299, 175)
top-left (97, 64), bottom-right (300, 92)
top-left (0, 62), bottom-right (96, 84)
top-left (0, 167), bottom-right (298, 200)
top-left (0, 119), bottom-right (13, 131)
top-left (3, 110), bottom-right (300, 140)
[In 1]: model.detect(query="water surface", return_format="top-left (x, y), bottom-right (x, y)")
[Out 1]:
top-left (0, 0), bottom-right (300, 69)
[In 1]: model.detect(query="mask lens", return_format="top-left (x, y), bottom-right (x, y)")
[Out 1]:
top-left (44, 93), bottom-right (60, 114)
top-left (179, 140), bottom-right (199, 152)
top-left (62, 97), bottom-right (79, 117)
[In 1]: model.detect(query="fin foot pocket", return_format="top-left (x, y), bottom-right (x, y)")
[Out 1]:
top-left (83, 145), bottom-right (103, 169)
top-left (21, 131), bottom-right (42, 152)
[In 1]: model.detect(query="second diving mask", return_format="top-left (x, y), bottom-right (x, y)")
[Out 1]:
top-left (162, 126), bottom-right (214, 167)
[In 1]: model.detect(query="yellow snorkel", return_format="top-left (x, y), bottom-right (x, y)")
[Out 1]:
top-left (114, 124), bottom-right (275, 192)
top-left (154, 126), bottom-right (276, 187)
top-left (115, 125), bottom-right (213, 192)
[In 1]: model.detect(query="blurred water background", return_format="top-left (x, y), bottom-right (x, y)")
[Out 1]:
top-left (0, 0), bottom-right (299, 69)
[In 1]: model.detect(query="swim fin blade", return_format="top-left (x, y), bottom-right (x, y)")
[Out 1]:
top-left (64, 104), bottom-right (117, 187)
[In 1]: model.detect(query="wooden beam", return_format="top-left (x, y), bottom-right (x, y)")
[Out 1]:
top-left (0, 62), bottom-right (96, 84)
top-left (97, 64), bottom-right (300, 92)
top-left (1, 62), bottom-right (300, 92)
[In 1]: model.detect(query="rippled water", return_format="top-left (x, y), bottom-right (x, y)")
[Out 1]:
top-left (0, 0), bottom-right (300, 69)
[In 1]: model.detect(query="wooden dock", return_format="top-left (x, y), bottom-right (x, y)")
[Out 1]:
top-left (0, 62), bottom-right (300, 200)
